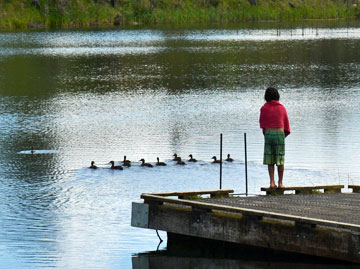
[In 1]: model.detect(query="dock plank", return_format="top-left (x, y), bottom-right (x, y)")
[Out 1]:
top-left (349, 185), bottom-right (360, 193)
top-left (141, 193), bottom-right (360, 231)
top-left (149, 189), bottom-right (233, 198)
top-left (261, 185), bottom-right (344, 195)
top-left (204, 193), bottom-right (360, 226)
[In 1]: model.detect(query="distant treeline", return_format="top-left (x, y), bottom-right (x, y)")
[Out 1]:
top-left (0, 0), bottom-right (359, 30)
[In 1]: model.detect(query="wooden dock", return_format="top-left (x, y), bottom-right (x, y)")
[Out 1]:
top-left (131, 187), bottom-right (360, 264)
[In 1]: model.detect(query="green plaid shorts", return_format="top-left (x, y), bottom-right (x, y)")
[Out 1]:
top-left (263, 130), bottom-right (285, 166)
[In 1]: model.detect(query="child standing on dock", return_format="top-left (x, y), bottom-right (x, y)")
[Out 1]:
top-left (259, 87), bottom-right (290, 189)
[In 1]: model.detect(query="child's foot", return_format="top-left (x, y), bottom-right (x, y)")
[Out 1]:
top-left (270, 184), bottom-right (277, 188)
top-left (278, 184), bottom-right (285, 189)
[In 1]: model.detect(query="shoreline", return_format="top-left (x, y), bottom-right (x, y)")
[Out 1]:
top-left (1, 18), bottom-right (360, 34)
top-left (1, 0), bottom-right (359, 31)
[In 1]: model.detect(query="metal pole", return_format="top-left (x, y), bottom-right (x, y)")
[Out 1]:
top-left (244, 133), bottom-right (248, 196)
top-left (220, 133), bottom-right (223, 190)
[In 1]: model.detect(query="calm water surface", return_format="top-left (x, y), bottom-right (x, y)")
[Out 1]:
top-left (1, 21), bottom-right (360, 268)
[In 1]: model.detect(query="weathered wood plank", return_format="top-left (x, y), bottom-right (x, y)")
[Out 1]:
top-left (148, 189), bottom-right (234, 198)
top-left (133, 191), bottom-right (360, 263)
top-left (145, 198), bottom-right (360, 263)
top-left (261, 185), bottom-right (344, 195)
top-left (349, 185), bottom-right (360, 193)
top-left (140, 193), bottom-right (360, 232)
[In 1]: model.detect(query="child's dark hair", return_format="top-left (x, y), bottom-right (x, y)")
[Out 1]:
top-left (264, 87), bottom-right (280, 102)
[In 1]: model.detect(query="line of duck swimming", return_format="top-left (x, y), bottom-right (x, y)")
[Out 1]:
top-left (89, 153), bottom-right (234, 170)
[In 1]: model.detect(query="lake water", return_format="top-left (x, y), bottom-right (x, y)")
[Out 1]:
top-left (1, 21), bottom-right (360, 268)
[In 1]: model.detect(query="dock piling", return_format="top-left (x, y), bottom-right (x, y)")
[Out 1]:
top-left (219, 133), bottom-right (223, 190)
top-left (244, 132), bottom-right (248, 196)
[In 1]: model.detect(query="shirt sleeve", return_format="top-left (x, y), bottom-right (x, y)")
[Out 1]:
top-left (283, 108), bottom-right (290, 137)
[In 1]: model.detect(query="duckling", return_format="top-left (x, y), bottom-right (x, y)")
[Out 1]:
top-left (173, 153), bottom-right (181, 161)
top-left (226, 154), bottom-right (234, 162)
top-left (176, 157), bottom-right (186, 165)
top-left (140, 158), bottom-right (153, 168)
top-left (123, 156), bottom-right (131, 167)
top-left (123, 156), bottom-right (131, 164)
top-left (211, 156), bottom-right (222, 164)
top-left (109, 161), bottom-right (123, 170)
top-left (89, 161), bottom-right (98, 169)
top-left (156, 157), bottom-right (166, 166)
top-left (188, 154), bottom-right (197, 162)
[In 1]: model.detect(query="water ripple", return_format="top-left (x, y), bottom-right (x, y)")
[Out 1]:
top-left (1, 25), bottom-right (360, 268)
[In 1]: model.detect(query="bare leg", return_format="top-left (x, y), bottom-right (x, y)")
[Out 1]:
top-left (278, 165), bottom-right (284, 188)
top-left (268, 165), bottom-right (277, 188)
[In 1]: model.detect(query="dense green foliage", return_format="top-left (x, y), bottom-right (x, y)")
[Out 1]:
top-left (0, 0), bottom-right (359, 30)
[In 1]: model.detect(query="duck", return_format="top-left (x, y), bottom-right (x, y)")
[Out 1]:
top-left (140, 158), bottom-right (153, 168)
top-left (176, 157), bottom-right (186, 165)
top-left (226, 154), bottom-right (234, 162)
top-left (173, 153), bottom-right (181, 161)
top-left (188, 154), bottom-right (197, 162)
top-left (123, 156), bottom-right (131, 167)
top-left (109, 161), bottom-right (123, 170)
top-left (211, 156), bottom-right (222, 164)
top-left (156, 157), bottom-right (166, 166)
top-left (89, 161), bottom-right (98, 169)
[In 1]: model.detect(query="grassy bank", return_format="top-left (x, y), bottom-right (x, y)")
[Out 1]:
top-left (0, 0), bottom-right (359, 30)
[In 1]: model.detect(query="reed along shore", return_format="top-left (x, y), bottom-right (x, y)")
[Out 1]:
top-left (1, 0), bottom-right (359, 30)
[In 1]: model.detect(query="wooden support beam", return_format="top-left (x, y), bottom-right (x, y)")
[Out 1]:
top-left (149, 189), bottom-right (234, 199)
top-left (349, 185), bottom-right (360, 193)
top-left (261, 185), bottom-right (344, 195)
top-left (264, 188), bottom-right (285, 195)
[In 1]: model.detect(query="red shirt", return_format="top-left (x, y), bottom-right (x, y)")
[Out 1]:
top-left (259, 100), bottom-right (290, 137)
